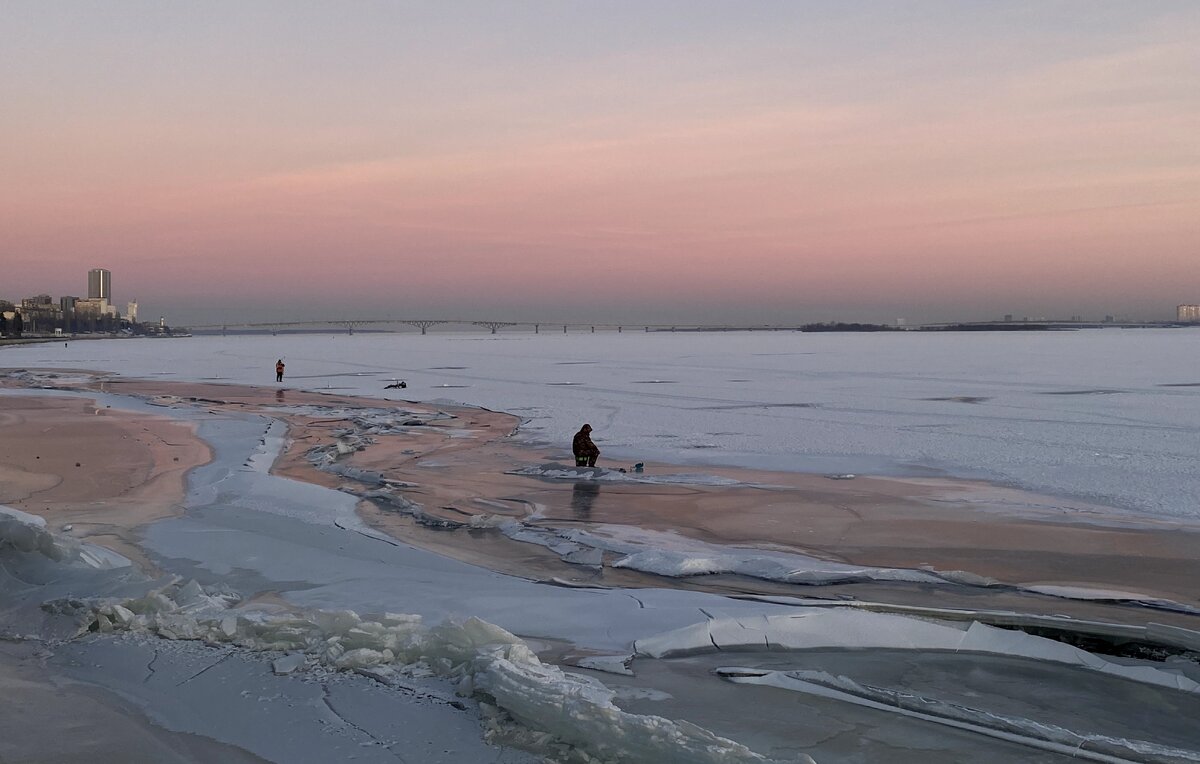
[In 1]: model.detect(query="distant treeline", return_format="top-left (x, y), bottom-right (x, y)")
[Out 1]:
top-left (922, 323), bottom-right (1054, 332)
top-left (801, 322), bottom-right (1058, 332)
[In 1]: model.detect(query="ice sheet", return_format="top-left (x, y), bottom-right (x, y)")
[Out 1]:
top-left (635, 610), bottom-right (1200, 693)
top-left (7, 329), bottom-right (1200, 519)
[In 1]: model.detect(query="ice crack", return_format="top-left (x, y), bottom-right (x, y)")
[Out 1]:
top-left (321, 684), bottom-right (407, 761)
top-left (175, 650), bottom-right (234, 686)
top-left (143, 649), bottom-right (160, 684)
top-left (333, 518), bottom-right (403, 547)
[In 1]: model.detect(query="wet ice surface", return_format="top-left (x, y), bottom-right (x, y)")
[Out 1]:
top-left (599, 649), bottom-right (1200, 764)
top-left (53, 636), bottom-right (538, 764)
top-left (9, 329), bottom-right (1200, 518)
top-left (4, 330), bottom-right (1200, 762)
top-left (144, 412), bottom-right (802, 649)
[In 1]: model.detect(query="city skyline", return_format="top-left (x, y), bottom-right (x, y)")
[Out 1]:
top-left (2, 2), bottom-right (1198, 326)
top-left (4, 265), bottom-right (1192, 331)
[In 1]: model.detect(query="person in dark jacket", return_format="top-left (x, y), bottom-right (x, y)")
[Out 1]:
top-left (572, 423), bottom-right (600, 467)
top-left (275, 359), bottom-right (285, 382)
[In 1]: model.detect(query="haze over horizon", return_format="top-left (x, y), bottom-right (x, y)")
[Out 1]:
top-left (2, 1), bottom-right (1197, 326)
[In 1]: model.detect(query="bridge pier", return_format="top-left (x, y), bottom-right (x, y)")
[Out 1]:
top-left (534, 324), bottom-right (539, 334)
top-left (473, 321), bottom-right (516, 335)
top-left (405, 320), bottom-right (447, 335)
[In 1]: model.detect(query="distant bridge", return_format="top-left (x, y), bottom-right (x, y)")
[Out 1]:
top-left (184, 319), bottom-right (810, 336)
top-left (183, 318), bottom-right (1187, 336)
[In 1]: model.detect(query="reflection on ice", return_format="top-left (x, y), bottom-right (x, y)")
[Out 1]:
top-left (510, 462), bottom-right (747, 486)
top-left (571, 481), bottom-right (600, 513)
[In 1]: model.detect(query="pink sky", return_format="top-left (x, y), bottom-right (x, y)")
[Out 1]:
top-left (1, 2), bottom-right (1197, 324)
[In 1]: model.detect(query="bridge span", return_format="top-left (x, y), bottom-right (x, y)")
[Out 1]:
top-left (185, 319), bottom-right (806, 336)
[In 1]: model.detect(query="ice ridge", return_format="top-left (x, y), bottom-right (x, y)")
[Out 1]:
top-left (60, 580), bottom-right (812, 764)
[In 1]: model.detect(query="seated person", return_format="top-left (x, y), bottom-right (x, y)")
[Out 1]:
top-left (572, 423), bottom-right (600, 467)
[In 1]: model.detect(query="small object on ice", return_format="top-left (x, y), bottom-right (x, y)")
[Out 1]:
top-left (824, 473), bottom-right (856, 480)
top-left (272, 653), bottom-right (307, 675)
top-left (384, 379), bottom-right (407, 390)
top-left (633, 463), bottom-right (644, 473)
top-left (62, 524), bottom-right (73, 531)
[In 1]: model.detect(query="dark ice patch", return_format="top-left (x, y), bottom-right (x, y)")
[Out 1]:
top-left (1158, 382), bottom-right (1200, 387)
top-left (427, 366), bottom-right (469, 370)
top-left (1040, 389), bottom-right (1125, 396)
top-left (631, 380), bottom-right (678, 384)
top-left (288, 373), bottom-right (370, 379)
top-left (923, 396), bottom-right (991, 404)
top-left (696, 402), bottom-right (816, 410)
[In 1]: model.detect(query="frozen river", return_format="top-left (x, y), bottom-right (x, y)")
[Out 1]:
top-left (4, 328), bottom-right (1200, 763)
top-left (13, 327), bottom-right (1200, 519)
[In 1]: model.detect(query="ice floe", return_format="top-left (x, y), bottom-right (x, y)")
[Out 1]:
top-left (0, 505), bottom-right (131, 569)
top-left (1024, 585), bottom-right (1200, 614)
top-left (718, 667), bottom-right (1200, 764)
top-left (634, 610), bottom-right (1200, 694)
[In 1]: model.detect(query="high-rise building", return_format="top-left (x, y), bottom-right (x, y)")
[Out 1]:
top-left (60, 296), bottom-right (78, 331)
top-left (88, 268), bottom-right (111, 300)
top-left (1179, 305), bottom-right (1200, 323)
top-left (126, 300), bottom-right (138, 323)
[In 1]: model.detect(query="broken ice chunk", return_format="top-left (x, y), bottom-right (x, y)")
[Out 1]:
top-left (272, 653), bottom-right (307, 675)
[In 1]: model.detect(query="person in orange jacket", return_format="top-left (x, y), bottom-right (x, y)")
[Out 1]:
top-left (275, 359), bottom-right (285, 382)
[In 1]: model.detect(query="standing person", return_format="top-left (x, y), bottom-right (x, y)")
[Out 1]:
top-left (572, 423), bottom-right (600, 467)
top-left (275, 359), bottom-right (285, 382)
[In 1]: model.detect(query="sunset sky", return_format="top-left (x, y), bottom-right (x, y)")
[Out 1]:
top-left (2, 1), bottom-right (1197, 325)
